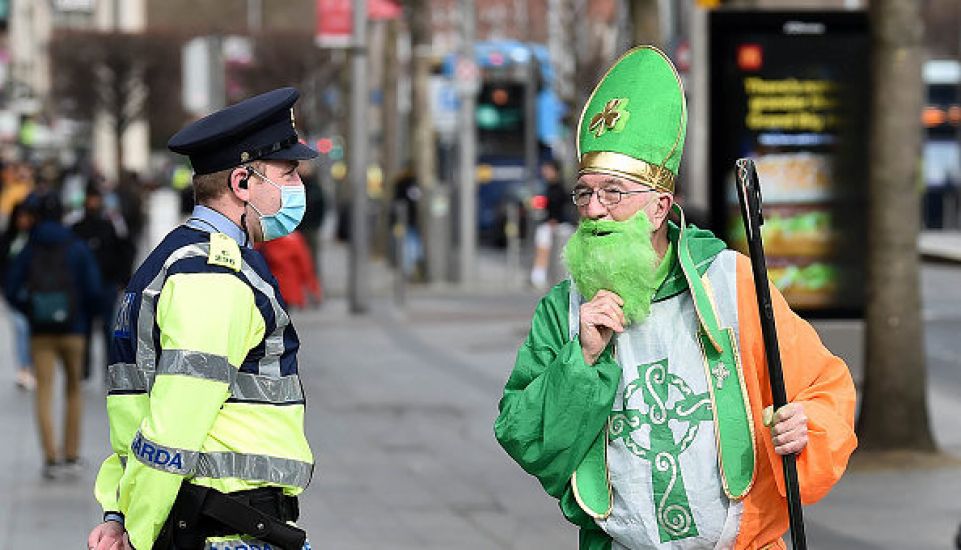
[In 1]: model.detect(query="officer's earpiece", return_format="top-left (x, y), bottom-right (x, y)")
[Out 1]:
top-left (238, 167), bottom-right (253, 190)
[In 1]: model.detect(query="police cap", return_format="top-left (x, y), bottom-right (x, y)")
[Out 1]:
top-left (168, 87), bottom-right (318, 175)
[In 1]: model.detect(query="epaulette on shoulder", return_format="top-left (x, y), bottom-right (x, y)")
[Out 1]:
top-left (207, 232), bottom-right (242, 272)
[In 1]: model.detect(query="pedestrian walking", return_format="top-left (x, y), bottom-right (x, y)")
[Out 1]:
top-left (87, 87), bottom-right (317, 550)
top-left (0, 200), bottom-right (37, 390)
top-left (72, 185), bottom-right (127, 381)
top-left (493, 46), bottom-right (857, 549)
top-left (530, 159), bottom-right (575, 289)
top-left (4, 192), bottom-right (102, 479)
top-left (389, 169), bottom-right (424, 278)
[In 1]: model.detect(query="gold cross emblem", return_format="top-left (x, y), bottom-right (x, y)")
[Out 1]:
top-left (711, 362), bottom-right (731, 390)
top-left (588, 98), bottom-right (626, 137)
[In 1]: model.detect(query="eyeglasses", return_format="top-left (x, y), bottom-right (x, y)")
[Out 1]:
top-left (571, 187), bottom-right (655, 207)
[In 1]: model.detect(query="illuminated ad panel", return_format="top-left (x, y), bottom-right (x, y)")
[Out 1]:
top-left (709, 11), bottom-right (869, 317)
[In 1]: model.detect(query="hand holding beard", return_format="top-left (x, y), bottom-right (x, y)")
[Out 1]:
top-left (564, 210), bottom-right (660, 365)
top-left (579, 290), bottom-right (626, 365)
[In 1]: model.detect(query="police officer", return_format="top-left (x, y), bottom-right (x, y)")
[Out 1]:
top-left (87, 88), bottom-right (318, 550)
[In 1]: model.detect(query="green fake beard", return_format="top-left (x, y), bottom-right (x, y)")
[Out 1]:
top-left (562, 211), bottom-right (659, 325)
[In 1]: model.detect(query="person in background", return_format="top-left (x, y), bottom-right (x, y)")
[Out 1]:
top-left (389, 169), bottom-right (424, 279)
top-left (530, 159), bottom-right (575, 289)
top-left (115, 170), bottom-right (146, 247)
top-left (72, 184), bottom-right (127, 381)
top-left (0, 162), bottom-right (35, 224)
top-left (0, 201), bottom-right (37, 390)
top-left (35, 159), bottom-right (62, 195)
top-left (4, 192), bottom-right (102, 479)
top-left (256, 229), bottom-right (322, 309)
top-left (298, 158), bottom-right (326, 271)
top-left (171, 162), bottom-right (195, 216)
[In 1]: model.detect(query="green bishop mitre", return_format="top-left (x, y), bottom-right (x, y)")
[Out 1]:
top-left (577, 45), bottom-right (687, 194)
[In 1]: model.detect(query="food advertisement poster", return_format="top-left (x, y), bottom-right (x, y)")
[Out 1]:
top-left (709, 11), bottom-right (869, 317)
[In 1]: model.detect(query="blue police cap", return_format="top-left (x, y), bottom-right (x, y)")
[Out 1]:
top-left (168, 87), bottom-right (318, 175)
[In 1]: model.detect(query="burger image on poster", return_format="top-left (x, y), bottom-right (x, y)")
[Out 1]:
top-left (726, 152), bottom-right (839, 309)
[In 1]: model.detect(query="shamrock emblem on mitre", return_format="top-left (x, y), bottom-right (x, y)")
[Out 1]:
top-left (588, 98), bottom-right (629, 138)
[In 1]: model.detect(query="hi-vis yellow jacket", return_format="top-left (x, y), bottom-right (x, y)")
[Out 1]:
top-left (94, 214), bottom-right (313, 550)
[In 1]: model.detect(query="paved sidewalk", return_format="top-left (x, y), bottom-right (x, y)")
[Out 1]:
top-left (920, 230), bottom-right (961, 263)
top-left (0, 238), bottom-right (959, 548)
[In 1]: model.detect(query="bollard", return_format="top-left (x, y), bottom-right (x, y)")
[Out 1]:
top-left (506, 202), bottom-right (521, 287)
top-left (547, 222), bottom-right (574, 284)
top-left (947, 189), bottom-right (959, 229)
top-left (392, 201), bottom-right (408, 307)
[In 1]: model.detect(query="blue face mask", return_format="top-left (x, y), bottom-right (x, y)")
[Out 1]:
top-left (246, 168), bottom-right (306, 241)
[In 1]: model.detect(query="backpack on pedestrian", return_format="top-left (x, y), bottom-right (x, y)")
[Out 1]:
top-left (25, 242), bottom-right (79, 333)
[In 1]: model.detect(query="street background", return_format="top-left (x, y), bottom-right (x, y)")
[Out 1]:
top-left (0, 0), bottom-right (960, 548)
top-left (0, 227), bottom-right (960, 548)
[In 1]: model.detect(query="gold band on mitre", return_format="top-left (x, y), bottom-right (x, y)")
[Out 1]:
top-left (578, 151), bottom-right (676, 194)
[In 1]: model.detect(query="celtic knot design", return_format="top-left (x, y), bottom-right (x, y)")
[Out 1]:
top-left (607, 359), bottom-right (713, 542)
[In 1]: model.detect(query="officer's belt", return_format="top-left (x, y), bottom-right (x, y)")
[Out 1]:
top-left (159, 484), bottom-right (305, 550)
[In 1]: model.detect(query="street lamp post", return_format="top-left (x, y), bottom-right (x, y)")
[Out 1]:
top-left (456, 0), bottom-right (478, 284)
top-left (349, 0), bottom-right (370, 313)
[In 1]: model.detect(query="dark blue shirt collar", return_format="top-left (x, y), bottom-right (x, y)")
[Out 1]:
top-left (185, 205), bottom-right (250, 248)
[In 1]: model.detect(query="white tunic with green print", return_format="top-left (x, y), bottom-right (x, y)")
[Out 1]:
top-left (571, 250), bottom-right (744, 549)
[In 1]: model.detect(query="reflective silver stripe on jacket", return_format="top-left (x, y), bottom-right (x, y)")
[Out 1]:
top-left (131, 431), bottom-right (199, 476)
top-left (107, 362), bottom-right (303, 403)
top-left (195, 452), bottom-right (312, 489)
top-left (230, 372), bottom-right (304, 403)
top-left (107, 363), bottom-right (151, 393)
top-left (135, 242), bottom-right (289, 378)
top-left (136, 243), bottom-right (210, 372)
top-left (157, 350), bottom-right (235, 384)
top-left (129, 433), bottom-right (311, 488)
top-left (239, 261), bottom-right (288, 377)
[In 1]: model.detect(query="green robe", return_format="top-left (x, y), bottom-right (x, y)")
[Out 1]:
top-left (493, 223), bottom-right (727, 549)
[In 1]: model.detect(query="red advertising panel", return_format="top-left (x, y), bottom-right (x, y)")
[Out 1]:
top-left (369, 0), bottom-right (402, 20)
top-left (316, 0), bottom-right (351, 47)
top-left (315, 0), bottom-right (401, 48)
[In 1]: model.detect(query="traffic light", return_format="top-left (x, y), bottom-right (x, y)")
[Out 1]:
top-left (316, 137), bottom-right (333, 154)
top-left (314, 136), bottom-right (344, 160)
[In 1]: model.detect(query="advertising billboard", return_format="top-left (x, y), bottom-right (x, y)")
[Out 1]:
top-left (709, 11), bottom-right (870, 317)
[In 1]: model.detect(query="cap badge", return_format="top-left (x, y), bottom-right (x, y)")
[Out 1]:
top-left (240, 151), bottom-right (251, 163)
top-left (588, 98), bottom-right (629, 138)
top-left (290, 108), bottom-right (296, 130)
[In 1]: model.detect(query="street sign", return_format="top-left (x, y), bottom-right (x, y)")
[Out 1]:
top-left (455, 56), bottom-right (481, 95)
top-left (182, 36), bottom-right (225, 117)
top-left (430, 76), bottom-right (459, 139)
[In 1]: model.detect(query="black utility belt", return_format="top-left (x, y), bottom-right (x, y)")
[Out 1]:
top-left (155, 484), bottom-right (305, 550)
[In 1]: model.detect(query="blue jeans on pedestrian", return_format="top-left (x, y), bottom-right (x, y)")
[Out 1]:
top-left (10, 309), bottom-right (31, 370)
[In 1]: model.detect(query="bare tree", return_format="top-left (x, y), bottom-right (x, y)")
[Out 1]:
top-left (858, 0), bottom-right (936, 451)
top-left (49, 29), bottom-right (185, 174)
